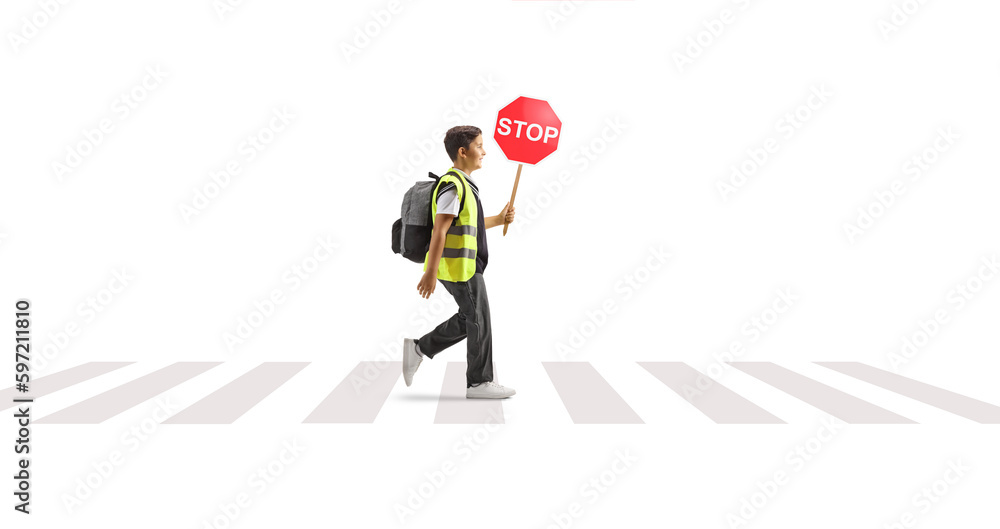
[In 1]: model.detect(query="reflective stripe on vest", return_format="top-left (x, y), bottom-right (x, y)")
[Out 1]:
top-left (442, 247), bottom-right (476, 259)
top-left (447, 224), bottom-right (477, 237)
top-left (425, 169), bottom-right (478, 282)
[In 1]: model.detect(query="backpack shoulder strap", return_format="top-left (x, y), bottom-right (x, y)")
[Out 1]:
top-left (443, 169), bottom-right (468, 216)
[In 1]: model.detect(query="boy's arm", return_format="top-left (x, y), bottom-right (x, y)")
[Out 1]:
top-left (485, 201), bottom-right (515, 229)
top-left (417, 213), bottom-right (455, 298)
top-left (424, 213), bottom-right (455, 273)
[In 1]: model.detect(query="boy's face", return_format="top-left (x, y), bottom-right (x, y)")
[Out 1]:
top-left (459, 134), bottom-right (485, 171)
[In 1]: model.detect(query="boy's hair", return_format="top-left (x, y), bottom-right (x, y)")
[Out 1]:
top-left (444, 125), bottom-right (482, 162)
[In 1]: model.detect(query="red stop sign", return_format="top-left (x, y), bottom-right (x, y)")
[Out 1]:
top-left (493, 96), bottom-right (561, 165)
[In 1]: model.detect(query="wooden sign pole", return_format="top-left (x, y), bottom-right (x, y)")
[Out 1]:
top-left (503, 163), bottom-right (523, 236)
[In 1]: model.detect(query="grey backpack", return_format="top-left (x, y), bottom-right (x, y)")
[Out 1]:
top-left (391, 170), bottom-right (466, 263)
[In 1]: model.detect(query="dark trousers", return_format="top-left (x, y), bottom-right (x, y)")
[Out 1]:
top-left (416, 272), bottom-right (494, 388)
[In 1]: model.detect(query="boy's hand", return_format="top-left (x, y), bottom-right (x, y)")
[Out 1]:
top-left (499, 201), bottom-right (515, 224)
top-left (417, 270), bottom-right (437, 299)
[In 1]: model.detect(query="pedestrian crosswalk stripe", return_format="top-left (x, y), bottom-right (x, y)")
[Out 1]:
top-left (730, 362), bottom-right (916, 424)
top-left (1, 362), bottom-right (132, 411)
top-left (304, 361), bottom-right (400, 423)
top-left (36, 362), bottom-right (220, 424)
top-left (542, 362), bottom-right (643, 424)
top-left (815, 362), bottom-right (1000, 424)
top-left (165, 362), bottom-right (308, 424)
top-left (638, 362), bottom-right (784, 424)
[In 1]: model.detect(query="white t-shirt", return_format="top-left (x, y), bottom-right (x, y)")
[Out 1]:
top-left (435, 169), bottom-right (479, 216)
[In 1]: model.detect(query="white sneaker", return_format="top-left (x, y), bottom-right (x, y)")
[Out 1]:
top-left (402, 338), bottom-right (422, 387)
top-left (466, 380), bottom-right (515, 399)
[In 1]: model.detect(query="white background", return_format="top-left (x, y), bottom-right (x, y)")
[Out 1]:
top-left (2, 0), bottom-right (999, 527)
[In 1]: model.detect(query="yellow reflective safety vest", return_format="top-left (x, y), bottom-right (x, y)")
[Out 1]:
top-left (424, 169), bottom-right (478, 282)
